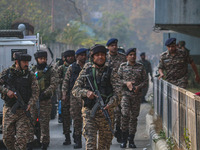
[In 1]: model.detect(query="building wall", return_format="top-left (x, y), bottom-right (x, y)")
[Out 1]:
top-left (155, 0), bottom-right (200, 24)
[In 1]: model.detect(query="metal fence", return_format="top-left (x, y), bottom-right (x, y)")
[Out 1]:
top-left (153, 78), bottom-right (200, 150)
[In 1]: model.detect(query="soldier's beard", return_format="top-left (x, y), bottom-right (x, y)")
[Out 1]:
top-left (37, 62), bottom-right (47, 70)
top-left (93, 61), bottom-right (105, 68)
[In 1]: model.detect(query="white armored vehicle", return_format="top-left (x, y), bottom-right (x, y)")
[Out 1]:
top-left (0, 24), bottom-right (39, 134)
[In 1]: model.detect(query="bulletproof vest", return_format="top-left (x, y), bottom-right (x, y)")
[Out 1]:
top-left (83, 66), bottom-right (113, 109)
top-left (32, 66), bottom-right (51, 92)
top-left (69, 62), bottom-right (82, 91)
top-left (3, 69), bottom-right (32, 107)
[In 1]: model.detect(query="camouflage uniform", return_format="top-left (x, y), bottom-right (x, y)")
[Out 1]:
top-left (138, 59), bottom-right (153, 102)
top-left (158, 49), bottom-right (193, 88)
top-left (72, 62), bottom-right (118, 150)
top-left (32, 65), bottom-right (58, 145)
top-left (118, 61), bottom-right (147, 145)
top-left (62, 62), bottom-right (83, 144)
top-left (57, 62), bottom-right (71, 135)
top-left (0, 64), bottom-right (39, 150)
top-left (107, 52), bottom-right (126, 141)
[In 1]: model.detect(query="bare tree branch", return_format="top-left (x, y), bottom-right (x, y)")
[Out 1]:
top-left (68, 0), bottom-right (83, 22)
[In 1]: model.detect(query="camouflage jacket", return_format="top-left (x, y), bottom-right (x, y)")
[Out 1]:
top-left (0, 64), bottom-right (39, 107)
top-left (118, 62), bottom-right (148, 96)
top-left (32, 65), bottom-right (58, 97)
top-left (72, 62), bottom-right (119, 108)
top-left (62, 61), bottom-right (83, 94)
top-left (107, 52), bottom-right (126, 94)
top-left (158, 49), bottom-right (193, 85)
top-left (57, 62), bottom-right (70, 84)
top-left (106, 52), bottom-right (126, 73)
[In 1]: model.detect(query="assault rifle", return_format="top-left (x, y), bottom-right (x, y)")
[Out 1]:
top-left (82, 74), bottom-right (114, 135)
top-left (3, 78), bottom-right (35, 128)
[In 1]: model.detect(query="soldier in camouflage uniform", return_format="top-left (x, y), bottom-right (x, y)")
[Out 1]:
top-left (0, 52), bottom-right (39, 150)
top-left (53, 52), bottom-right (64, 123)
top-left (158, 38), bottom-right (200, 88)
top-left (53, 52), bottom-right (65, 70)
top-left (118, 48), bottom-right (147, 148)
top-left (62, 48), bottom-right (87, 149)
top-left (177, 40), bottom-right (190, 55)
top-left (72, 44), bottom-right (119, 150)
top-left (138, 52), bottom-right (153, 103)
top-left (32, 50), bottom-right (58, 150)
top-left (58, 50), bottom-right (75, 145)
top-left (106, 38), bottom-right (126, 143)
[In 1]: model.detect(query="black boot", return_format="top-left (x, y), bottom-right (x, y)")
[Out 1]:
top-left (114, 126), bottom-right (122, 143)
top-left (120, 132), bottom-right (128, 148)
top-left (73, 128), bottom-right (76, 143)
top-left (74, 135), bottom-right (82, 149)
top-left (63, 133), bottom-right (71, 145)
top-left (128, 134), bottom-right (136, 148)
top-left (27, 142), bottom-right (33, 150)
top-left (58, 114), bottom-right (63, 123)
top-left (41, 143), bottom-right (48, 150)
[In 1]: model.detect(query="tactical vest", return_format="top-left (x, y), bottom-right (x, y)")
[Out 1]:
top-left (83, 66), bottom-right (113, 109)
top-left (32, 66), bottom-right (51, 92)
top-left (3, 69), bottom-right (32, 107)
top-left (69, 62), bottom-right (82, 91)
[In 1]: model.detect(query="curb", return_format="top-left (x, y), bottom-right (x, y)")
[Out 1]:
top-left (146, 114), bottom-right (168, 150)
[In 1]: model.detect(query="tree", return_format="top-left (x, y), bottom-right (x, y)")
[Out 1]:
top-left (57, 21), bottom-right (89, 49)
top-left (0, 8), bottom-right (19, 29)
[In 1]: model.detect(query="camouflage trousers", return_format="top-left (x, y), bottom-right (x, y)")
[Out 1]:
top-left (82, 107), bottom-right (114, 150)
top-left (121, 95), bottom-right (141, 135)
top-left (3, 106), bottom-right (30, 150)
top-left (168, 79), bottom-right (187, 89)
top-left (27, 103), bottom-right (38, 143)
top-left (62, 98), bottom-right (71, 135)
top-left (114, 106), bottom-right (121, 128)
top-left (114, 94), bottom-right (122, 130)
top-left (39, 99), bottom-right (52, 144)
top-left (70, 94), bottom-right (82, 135)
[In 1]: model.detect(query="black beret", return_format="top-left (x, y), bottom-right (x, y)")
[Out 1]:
top-left (34, 50), bottom-right (47, 59)
top-left (15, 52), bottom-right (32, 61)
top-left (126, 48), bottom-right (136, 56)
top-left (140, 52), bottom-right (145, 56)
top-left (75, 48), bottom-right (88, 55)
top-left (63, 50), bottom-right (75, 57)
top-left (91, 44), bottom-right (107, 56)
top-left (165, 38), bottom-right (176, 46)
top-left (106, 38), bottom-right (118, 46)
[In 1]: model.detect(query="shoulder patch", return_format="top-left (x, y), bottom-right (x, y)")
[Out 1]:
top-left (161, 51), bottom-right (168, 56)
top-left (120, 62), bottom-right (127, 66)
top-left (136, 62), bottom-right (143, 66)
top-left (118, 52), bottom-right (126, 56)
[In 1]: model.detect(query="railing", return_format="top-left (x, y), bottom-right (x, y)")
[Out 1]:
top-left (153, 78), bottom-right (200, 150)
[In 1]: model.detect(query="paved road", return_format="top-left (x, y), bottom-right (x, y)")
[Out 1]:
top-left (0, 81), bottom-right (153, 150)
top-left (0, 103), bottom-right (151, 150)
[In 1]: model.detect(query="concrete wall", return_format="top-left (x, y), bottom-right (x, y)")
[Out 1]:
top-left (155, 0), bottom-right (200, 24)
